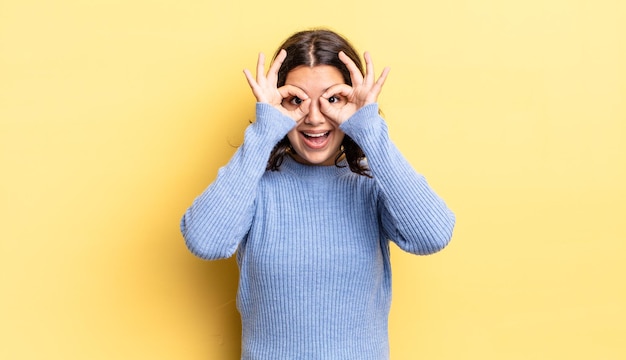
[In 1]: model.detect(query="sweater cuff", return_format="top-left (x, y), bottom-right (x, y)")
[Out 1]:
top-left (339, 103), bottom-right (386, 140)
top-left (250, 103), bottom-right (297, 143)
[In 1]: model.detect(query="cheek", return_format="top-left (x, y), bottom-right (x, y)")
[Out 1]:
top-left (286, 129), bottom-right (299, 145)
top-left (334, 130), bottom-right (346, 144)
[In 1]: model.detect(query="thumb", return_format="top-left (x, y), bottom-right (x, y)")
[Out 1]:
top-left (319, 97), bottom-right (347, 125)
top-left (290, 98), bottom-right (311, 122)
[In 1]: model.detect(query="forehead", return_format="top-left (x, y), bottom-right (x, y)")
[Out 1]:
top-left (284, 65), bottom-right (345, 92)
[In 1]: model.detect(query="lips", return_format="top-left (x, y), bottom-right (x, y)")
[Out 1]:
top-left (300, 130), bottom-right (331, 149)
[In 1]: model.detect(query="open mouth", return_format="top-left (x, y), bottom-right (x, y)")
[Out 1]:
top-left (301, 131), bottom-right (331, 148)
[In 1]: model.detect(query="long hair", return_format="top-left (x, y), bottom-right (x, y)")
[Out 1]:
top-left (266, 29), bottom-right (371, 177)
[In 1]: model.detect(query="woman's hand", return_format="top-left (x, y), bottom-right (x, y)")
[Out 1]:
top-left (320, 51), bottom-right (390, 124)
top-left (243, 50), bottom-right (310, 121)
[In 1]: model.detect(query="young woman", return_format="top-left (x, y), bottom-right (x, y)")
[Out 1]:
top-left (181, 29), bottom-right (455, 359)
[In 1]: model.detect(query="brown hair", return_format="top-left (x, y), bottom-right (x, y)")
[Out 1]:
top-left (266, 29), bottom-right (371, 177)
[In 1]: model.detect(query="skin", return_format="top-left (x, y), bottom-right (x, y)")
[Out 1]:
top-left (243, 49), bottom-right (390, 166)
top-left (283, 65), bottom-right (346, 166)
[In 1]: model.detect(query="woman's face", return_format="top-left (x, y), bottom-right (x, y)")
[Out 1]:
top-left (283, 65), bottom-right (346, 166)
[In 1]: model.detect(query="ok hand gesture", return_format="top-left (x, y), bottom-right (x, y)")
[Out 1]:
top-left (243, 49), bottom-right (310, 122)
top-left (320, 51), bottom-right (390, 124)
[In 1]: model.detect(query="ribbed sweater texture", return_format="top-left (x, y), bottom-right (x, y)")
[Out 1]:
top-left (181, 103), bottom-right (455, 359)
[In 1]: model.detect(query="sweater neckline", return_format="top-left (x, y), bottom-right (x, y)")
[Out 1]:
top-left (280, 155), bottom-right (351, 178)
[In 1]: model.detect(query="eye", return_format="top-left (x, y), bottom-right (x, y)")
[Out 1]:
top-left (328, 95), bottom-right (340, 104)
top-left (289, 96), bottom-right (303, 105)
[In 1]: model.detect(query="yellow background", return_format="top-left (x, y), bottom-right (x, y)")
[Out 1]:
top-left (1, 0), bottom-right (624, 359)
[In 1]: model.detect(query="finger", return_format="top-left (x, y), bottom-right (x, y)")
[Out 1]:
top-left (243, 68), bottom-right (266, 102)
top-left (363, 51), bottom-right (375, 85)
top-left (338, 51), bottom-right (364, 87)
top-left (243, 68), bottom-right (256, 88)
top-left (371, 66), bottom-right (391, 96)
top-left (318, 95), bottom-right (336, 116)
top-left (267, 49), bottom-right (287, 84)
top-left (255, 52), bottom-right (267, 85)
top-left (291, 97), bottom-right (311, 120)
top-left (319, 97), bottom-right (351, 125)
top-left (277, 84), bottom-right (309, 102)
top-left (322, 84), bottom-right (353, 100)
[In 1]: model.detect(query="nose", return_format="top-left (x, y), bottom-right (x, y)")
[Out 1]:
top-left (304, 99), bottom-right (325, 126)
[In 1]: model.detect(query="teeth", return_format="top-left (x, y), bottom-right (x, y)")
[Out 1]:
top-left (304, 132), bottom-right (328, 138)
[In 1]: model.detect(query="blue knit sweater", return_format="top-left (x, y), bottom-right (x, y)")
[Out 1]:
top-left (181, 103), bottom-right (455, 359)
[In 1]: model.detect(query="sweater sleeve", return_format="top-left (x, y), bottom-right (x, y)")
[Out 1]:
top-left (340, 104), bottom-right (455, 255)
top-left (180, 103), bottom-right (295, 260)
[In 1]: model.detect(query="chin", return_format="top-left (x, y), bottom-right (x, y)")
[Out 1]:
top-left (291, 152), bottom-right (338, 166)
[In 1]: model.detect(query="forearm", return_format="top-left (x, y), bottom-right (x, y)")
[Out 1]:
top-left (181, 104), bottom-right (295, 259)
top-left (340, 104), bottom-right (455, 254)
